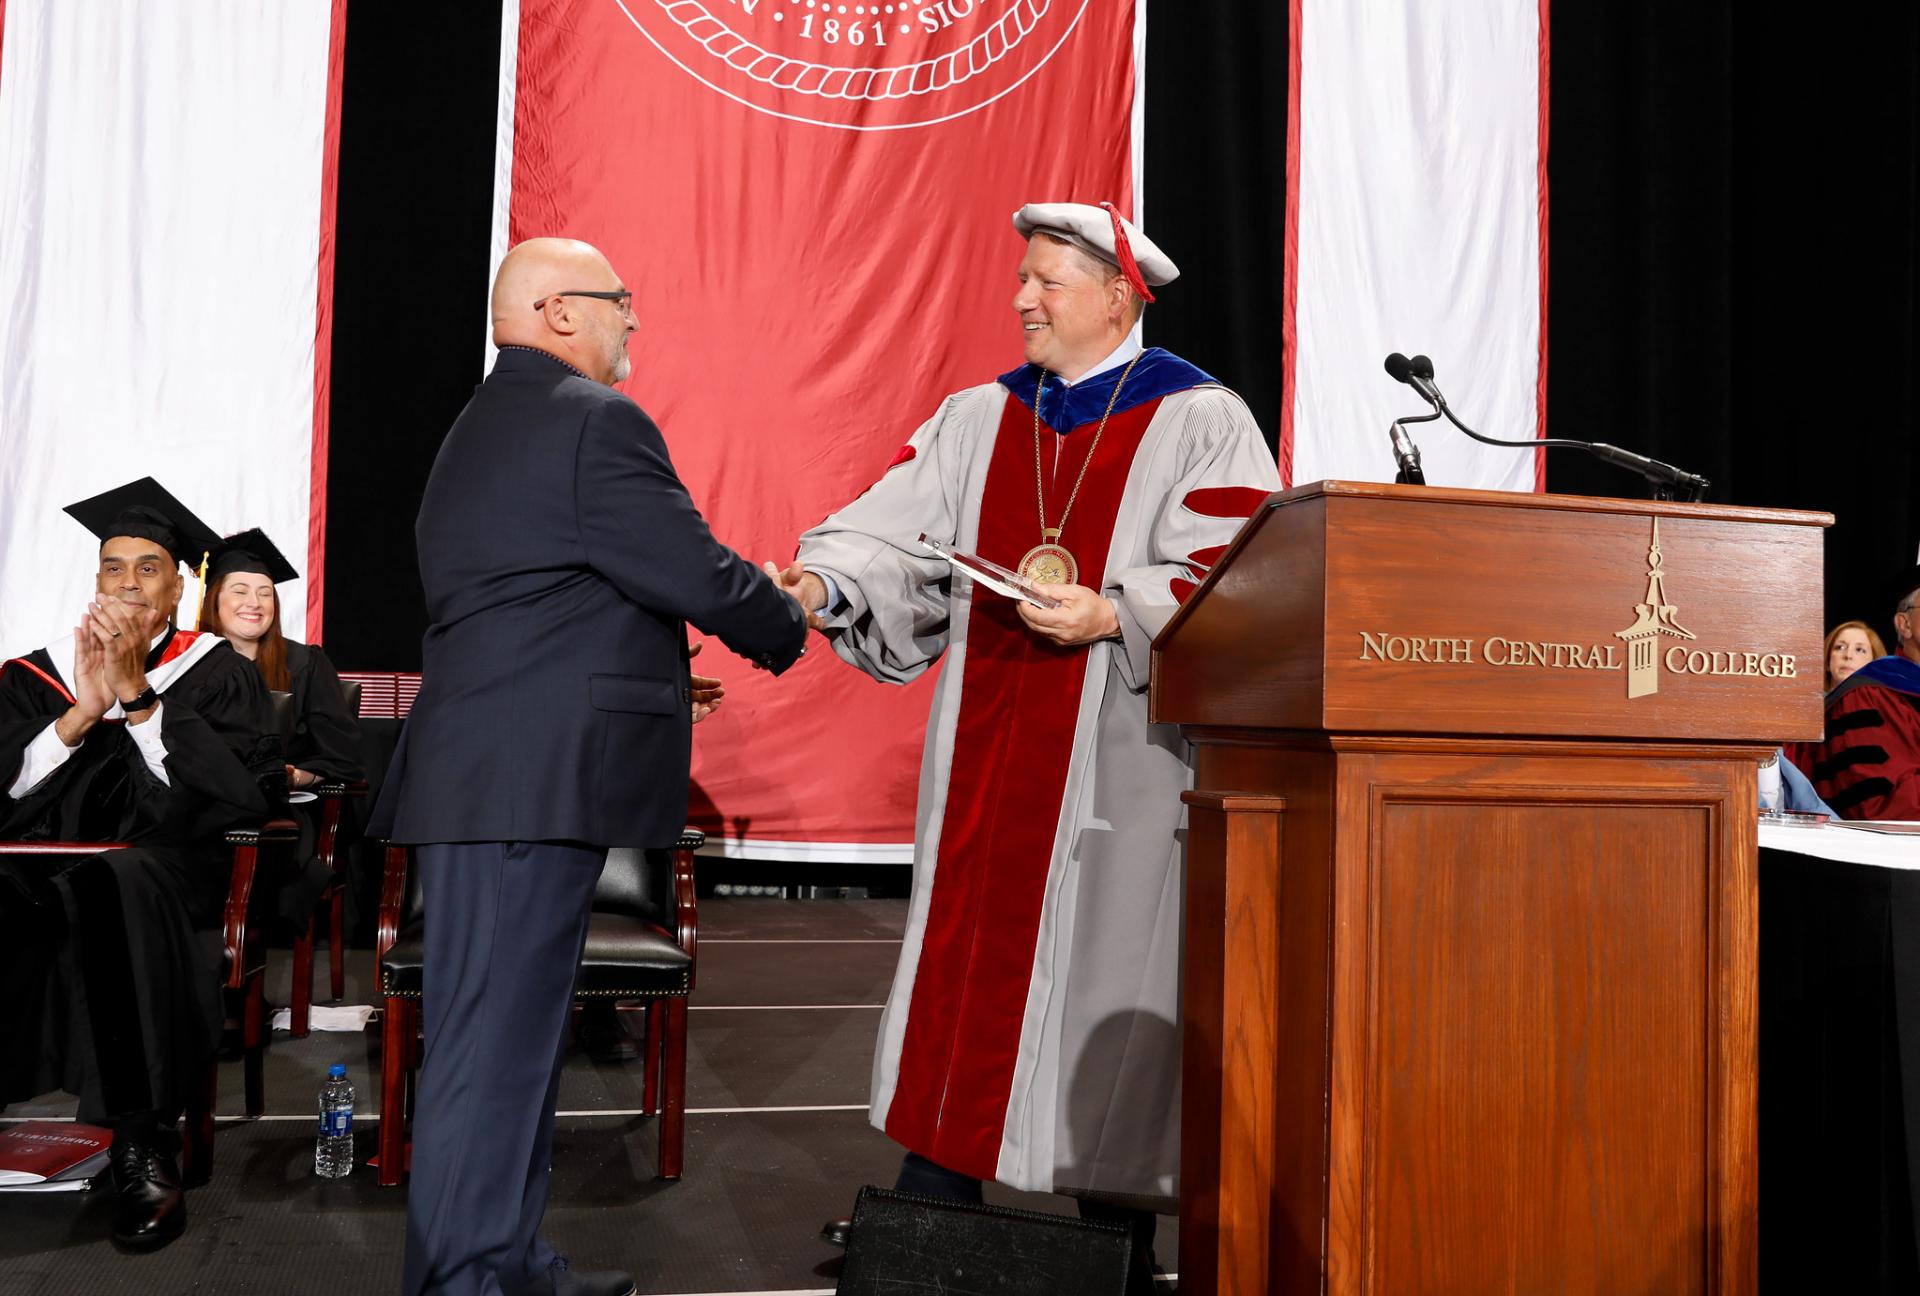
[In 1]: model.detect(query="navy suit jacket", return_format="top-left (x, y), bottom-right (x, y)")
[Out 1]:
top-left (371, 347), bottom-right (807, 848)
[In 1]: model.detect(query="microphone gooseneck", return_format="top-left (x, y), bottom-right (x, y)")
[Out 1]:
top-left (1380, 351), bottom-right (1712, 501)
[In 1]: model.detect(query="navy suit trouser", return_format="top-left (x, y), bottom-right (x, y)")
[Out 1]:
top-left (403, 841), bottom-right (608, 1296)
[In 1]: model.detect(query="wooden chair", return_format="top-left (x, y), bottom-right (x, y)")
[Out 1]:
top-left (0, 819), bottom-right (297, 1184)
top-left (371, 830), bottom-right (703, 1185)
top-left (286, 677), bottom-right (368, 1038)
top-left (286, 775), bottom-right (367, 1037)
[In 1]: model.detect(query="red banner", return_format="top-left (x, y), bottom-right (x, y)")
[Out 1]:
top-left (503, 0), bottom-right (1141, 857)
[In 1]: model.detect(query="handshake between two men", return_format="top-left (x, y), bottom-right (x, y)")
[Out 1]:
top-left (693, 559), bottom-right (1122, 724)
top-left (758, 559), bottom-right (1123, 649)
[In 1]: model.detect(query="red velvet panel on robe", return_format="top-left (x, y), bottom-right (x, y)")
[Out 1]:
top-left (882, 394), bottom-right (1167, 1177)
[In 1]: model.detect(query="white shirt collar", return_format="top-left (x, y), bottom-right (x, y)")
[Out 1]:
top-left (1058, 326), bottom-right (1144, 388)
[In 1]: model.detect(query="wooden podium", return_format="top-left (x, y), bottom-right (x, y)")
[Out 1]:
top-left (1151, 482), bottom-right (1830, 1295)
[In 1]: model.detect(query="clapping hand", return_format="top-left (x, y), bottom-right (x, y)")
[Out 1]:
top-left (85, 598), bottom-right (163, 706)
top-left (57, 598), bottom-right (162, 744)
top-left (689, 640), bottom-right (725, 723)
top-left (1016, 583), bottom-right (1121, 647)
top-left (68, 615), bottom-right (116, 724)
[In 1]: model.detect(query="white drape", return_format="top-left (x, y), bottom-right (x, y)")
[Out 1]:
top-left (1285, 0), bottom-right (1546, 492)
top-left (0, 1), bottom-right (337, 650)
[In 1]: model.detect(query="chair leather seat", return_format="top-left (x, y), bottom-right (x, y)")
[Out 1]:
top-left (382, 910), bottom-right (691, 998)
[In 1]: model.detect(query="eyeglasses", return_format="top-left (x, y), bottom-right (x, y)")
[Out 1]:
top-left (533, 289), bottom-right (633, 312)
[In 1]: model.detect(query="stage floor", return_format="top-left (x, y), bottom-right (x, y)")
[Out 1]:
top-left (0, 896), bottom-right (1177, 1294)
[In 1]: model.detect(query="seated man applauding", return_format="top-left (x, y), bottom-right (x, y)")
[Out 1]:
top-left (0, 479), bottom-right (278, 1250)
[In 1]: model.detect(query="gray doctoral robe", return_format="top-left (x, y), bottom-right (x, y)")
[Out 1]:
top-left (798, 353), bottom-right (1279, 1201)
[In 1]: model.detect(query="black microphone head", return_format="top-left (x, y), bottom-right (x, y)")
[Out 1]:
top-left (1410, 354), bottom-right (1435, 380)
top-left (1384, 352), bottom-right (1413, 382)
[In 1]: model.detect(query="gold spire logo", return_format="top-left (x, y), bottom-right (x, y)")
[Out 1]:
top-left (1612, 518), bottom-right (1695, 698)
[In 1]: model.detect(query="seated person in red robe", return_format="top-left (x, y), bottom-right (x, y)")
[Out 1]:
top-left (1786, 567), bottom-right (1920, 820)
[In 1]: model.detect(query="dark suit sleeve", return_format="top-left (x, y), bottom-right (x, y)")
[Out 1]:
top-left (576, 397), bottom-right (808, 674)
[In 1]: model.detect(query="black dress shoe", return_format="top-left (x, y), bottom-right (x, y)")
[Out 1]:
top-left (109, 1136), bottom-right (186, 1250)
top-left (507, 1256), bottom-right (636, 1296)
top-left (575, 1001), bottom-right (641, 1063)
top-left (820, 1216), bottom-right (853, 1249)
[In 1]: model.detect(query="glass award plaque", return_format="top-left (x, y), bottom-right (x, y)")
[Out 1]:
top-left (918, 534), bottom-right (1063, 609)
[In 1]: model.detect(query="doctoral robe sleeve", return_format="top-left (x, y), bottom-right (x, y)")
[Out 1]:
top-left (0, 657), bottom-right (69, 810)
top-left (290, 646), bottom-right (366, 783)
top-left (1104, 388), bottom-right (1281, 690)
top-left (576, 398), bottom-right (808, 674)
top-left (795, 388), bottom-right (984, 685)
top-left (1788, 681), bottom-right (1920, 820)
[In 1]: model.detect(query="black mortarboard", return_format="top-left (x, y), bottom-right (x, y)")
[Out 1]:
top-left (62, 477), bottom-right (223, 572)
top-left (208, 528), bottom-right (300, 585)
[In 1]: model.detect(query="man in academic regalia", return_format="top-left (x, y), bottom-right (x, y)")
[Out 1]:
top-left (774, 203), bottom-right (1280, 1287)
top-left (1788, 566), bottom-right (1920, 819)
top-left (0, 478), bottom-right (278, 1249)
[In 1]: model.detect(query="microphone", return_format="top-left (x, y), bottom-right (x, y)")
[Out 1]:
top-left (1384, 352), bottom-right (1446, 410)
top-left (1388, 421), bottom-right (1426, 485)
top-left (1382, 350), bottom-right (1712, 501)
top-left (1584, 443), bottom-right (1712, 499)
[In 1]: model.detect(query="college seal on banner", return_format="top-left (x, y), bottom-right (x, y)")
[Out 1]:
top-left (614, 0), bottom-right (1092, 129)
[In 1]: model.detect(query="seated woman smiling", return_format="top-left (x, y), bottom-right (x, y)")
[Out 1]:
top-left (199, 529), bottom-right (365, 925)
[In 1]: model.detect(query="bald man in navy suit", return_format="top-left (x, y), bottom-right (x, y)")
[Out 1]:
top-left (371, 238), bottom-right (810, 1296)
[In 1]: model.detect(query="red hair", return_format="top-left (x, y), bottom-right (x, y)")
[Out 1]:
top-left (199, 572), bottom-right (291, 691)
top-left (1824, 619), bottom-right (1887, 689)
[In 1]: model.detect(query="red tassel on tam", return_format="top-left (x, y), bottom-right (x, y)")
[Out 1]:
top-left (1099, 201), bottom-right (1156, 304)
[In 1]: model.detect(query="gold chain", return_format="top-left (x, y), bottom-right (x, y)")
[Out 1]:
top-left (1031, 350), bottom-right (1145, 545)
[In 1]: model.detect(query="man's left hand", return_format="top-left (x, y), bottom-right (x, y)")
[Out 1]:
top-left (86, 599), bottom-right (162, 705)
top-left (689, 640), bottom-right (725, 723)
top-left (1017, 584), bottom-right (1121, 647)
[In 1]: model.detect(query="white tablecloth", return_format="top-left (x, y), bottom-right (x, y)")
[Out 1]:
top-left (1759, 820), bottom-right (1920, 870)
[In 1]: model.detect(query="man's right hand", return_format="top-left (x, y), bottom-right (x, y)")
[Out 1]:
top-left (764, 561), bottom-right (828, 631)
top-left (56, 616), bottom-right (116, 745)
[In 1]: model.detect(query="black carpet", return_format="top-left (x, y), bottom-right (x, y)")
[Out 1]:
top-left (0, 897), bottom-right (1177, 1295)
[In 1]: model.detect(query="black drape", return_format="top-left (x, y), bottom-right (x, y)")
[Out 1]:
top-left (324, 6), bottom-right (1919, 666)
top-left (324, 1), bottom-right (502, 670)
top-left (1143, 2), bottom-right (1290, 457)
top-left (1549, 2), bottom-right (1920, 634)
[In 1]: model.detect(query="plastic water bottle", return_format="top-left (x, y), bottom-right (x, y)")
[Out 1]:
top-left (314, 1063), bottom-right (354, 1178)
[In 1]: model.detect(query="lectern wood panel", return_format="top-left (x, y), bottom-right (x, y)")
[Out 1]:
top-left (1152, 482), bottom-right (1830, 743)
top-left (1368, 797), bottom-right (1710, 1294)
top-left (1160, 486), bottom-right (1789, 1294)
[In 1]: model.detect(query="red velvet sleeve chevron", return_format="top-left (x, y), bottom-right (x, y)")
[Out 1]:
top-left (1181, 486), bottom-right (1272, 519)
top-left (1169, 487), bottom-right (1272, 602)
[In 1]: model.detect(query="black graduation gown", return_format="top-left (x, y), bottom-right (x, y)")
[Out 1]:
top-left (285, 641), bottom-right (363, 783)
top-left (276, 641), bottom-right (366, 926)
top-left (0, 632), bottom-right (277, 1123)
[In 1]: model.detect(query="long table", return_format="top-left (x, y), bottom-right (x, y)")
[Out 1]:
top-left (1759, 821), bottom-right (1920, 1292)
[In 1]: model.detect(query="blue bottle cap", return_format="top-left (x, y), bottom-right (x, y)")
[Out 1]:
top-left (329, 1063), bottom-right (347, 1078)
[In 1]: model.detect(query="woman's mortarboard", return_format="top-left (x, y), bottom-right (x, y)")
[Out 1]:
top-left (208, 528), bottom-right (300, 585)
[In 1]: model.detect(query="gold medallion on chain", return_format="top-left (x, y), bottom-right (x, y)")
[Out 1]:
top-left (1018, 351), bottom-right (1144, 589)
